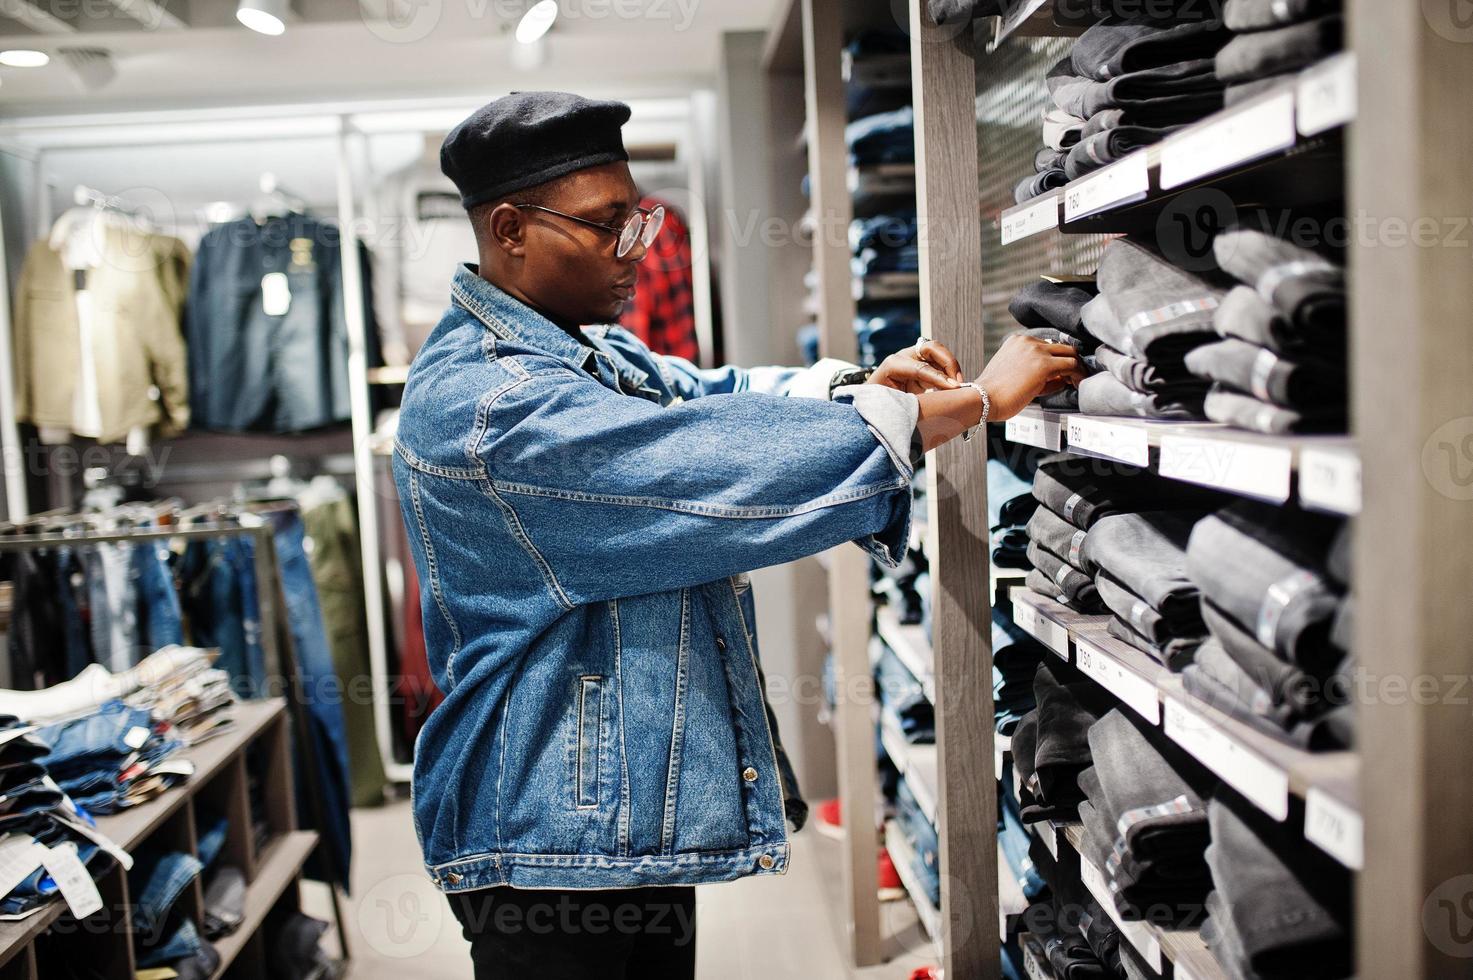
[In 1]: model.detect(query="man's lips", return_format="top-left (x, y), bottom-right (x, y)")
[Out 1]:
top-left (612, 279), bottom-right (636, 297)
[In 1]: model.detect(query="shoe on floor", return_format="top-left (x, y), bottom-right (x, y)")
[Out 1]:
top-left (813, 797), bottom-right (843, 840)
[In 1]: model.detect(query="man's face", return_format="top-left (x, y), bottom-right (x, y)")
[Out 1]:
top-left (508, 161), bottom-right (645, 326)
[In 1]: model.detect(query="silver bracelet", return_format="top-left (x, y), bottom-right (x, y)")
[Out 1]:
top-left (960, 381), bottom-right (989, 442)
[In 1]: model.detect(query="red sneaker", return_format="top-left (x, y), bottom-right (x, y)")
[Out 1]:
top-left (907, 968), bottom-right (941, 980)
top-left (877, 847), bottom-right (906, 902)
top-left (813, 797), bottom-right (843, 840)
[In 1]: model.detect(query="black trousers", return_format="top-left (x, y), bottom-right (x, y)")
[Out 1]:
top-left (448, 885), bottom-right (697, 980)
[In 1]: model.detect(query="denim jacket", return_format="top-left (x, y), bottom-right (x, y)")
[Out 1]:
top-left (393, 265), bottom-right (916, 891)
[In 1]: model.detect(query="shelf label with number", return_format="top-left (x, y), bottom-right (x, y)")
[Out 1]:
top-left (1067, 416), bottom-right (1150, 466)
top-left (1006, 411), bottom-right (1062, 451)
top-left (1159, 434), bottom-right (1293, 502)
top-left (1298, 52), bottom-right (1356, 136)
top-left (1001, 194), bottom-right (1061, 244)
top-left (1305, 787), bottom-right (1364, 869)
top-left (1022, 942), bottom-right (1049, 980)
top-left (1041, 822), bottom-right (1058, 859)
top-left (1081, 854), bottom-right (1162, 971)
top-left (1063, 150), bottom-right (1149, 221)
top-left (1164, 698), bottom-right (1289, 820)
top-left (1298, 446), bottom-right (1362, 514)
top-left (1160, 90), bottom-right (1296, 189)
top-left (1076, 636), bottom-right (1162, 724)
top-left (1014, 599), bottom-right (1070, 658)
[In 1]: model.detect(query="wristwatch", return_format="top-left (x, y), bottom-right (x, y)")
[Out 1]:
top-left (959, 381), bottom-right (989, 442)
top-left (828, 366), bottom-right (875, 399)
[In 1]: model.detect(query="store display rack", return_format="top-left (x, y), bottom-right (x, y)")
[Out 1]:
top-left (0, 700), bottom-right (315, 980)
top-left (1004, 406), bottom-right (1362, 514)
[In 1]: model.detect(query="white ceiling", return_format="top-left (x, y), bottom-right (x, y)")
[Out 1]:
top-left (0, 0), bottom-right (778, 116)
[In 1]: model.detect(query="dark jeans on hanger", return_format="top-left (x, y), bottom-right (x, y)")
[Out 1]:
top-left (449, 886), bottom-right (696, 980)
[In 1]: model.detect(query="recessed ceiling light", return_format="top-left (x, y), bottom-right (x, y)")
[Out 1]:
top-left (0, 50), bottom-right (50, 68)
top-left (515, 0), bottom-right (557, 44)
top-left (236, 0), bottom-right (288, 35)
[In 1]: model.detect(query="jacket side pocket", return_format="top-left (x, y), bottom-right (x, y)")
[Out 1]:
top-left (575, 675), bottom-right (605, 809)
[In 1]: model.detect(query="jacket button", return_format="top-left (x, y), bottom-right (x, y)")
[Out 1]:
top-left (757, 854), bottom-right (775, 870)
top-left (715, 636), bottom-right (726, 650)
top-left (446, 871), bottom-right (463, 884)
top-left (742, 767), bottom-right (758, 782)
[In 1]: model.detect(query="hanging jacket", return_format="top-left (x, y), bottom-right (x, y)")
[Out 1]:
top-left (185, 212), bottom-right (381, 433)
top-left (14, 220), bottom-right (191, 444)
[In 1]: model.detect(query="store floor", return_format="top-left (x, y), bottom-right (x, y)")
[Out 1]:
top-left (305, 799), bottom-right (936, 978)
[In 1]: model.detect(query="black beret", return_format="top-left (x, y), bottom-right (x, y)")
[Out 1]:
top-left (441, 91), bottom-right (632, 210)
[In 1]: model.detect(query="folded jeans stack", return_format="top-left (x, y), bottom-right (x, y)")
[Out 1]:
top-left (1011, 659), bottom-right (1114, 824)
top-left (1216, 0), bottom-right (1344, 105)
top-left (989, 455), bottom-right (1041, 570)
top-left (993, 608), bottom-right (1049, 737)
top-left (1020, 817), bottom-right (1125, 978)
top-left (845, 105), bottom-right (915, 166)
top-left (1082, 510), bottom-right (1216, 668)
top-left (1191, 229), bottom-right (1348, 434)
top-left (893, 777), bottom-right (939, 907)
top-left (1077, 710), bottom-right (1217, 927)
top-left (1078, 238), bottom-right (1226, 420)
top-left (36, 699), bottom-right (186, 816)
top-left (1008, 278), bottom-right (1103, 410)
top-left (1184, 502), bottom-right (1352, 749)
top-left (1202, 790), bottom-right (1353, 979)
top-left (855, 303), bottom-right (923, 368)
top-left (875, 639), bottom-right (933, 744)
top-left (1016, 13), bottom-right (1230, 201)
top-left (850, 211), bottom-right (919, 277)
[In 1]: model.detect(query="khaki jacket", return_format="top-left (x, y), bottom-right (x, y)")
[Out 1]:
top-left (14, 221), bottom-right (191, 443)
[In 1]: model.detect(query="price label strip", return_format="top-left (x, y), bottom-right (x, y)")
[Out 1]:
top-left (1164, 698), bottom-right (1290, 820)
top-left (1022, 940), bottom-right (1050, 980)
top-left (1305, 787), bottom-right (1364, 869)
top-left (1075, 637), bottom-right (1162, 724)
top-left (1064, 151), bottom-right (1149, 222)
top-left (1068, 416), bottom-right (1150, 467)
top-left (1001, 194), bottom-right (1061, 244)
top-left (1298, 446), bottom-right (1362, 514)
top-left (1080, 853), bottom-right (1162, 972)
top-left (1014, 599), bottom-right (1070, 659)
top-left (1297, 52), bottom-right (1357, 136)
top-left (1160, 90), bottom-right (1296, 189)
top-left (1159, 434), bottom-right (1293, 502)
top-left (1006, 410), bottom-right (1063, 451)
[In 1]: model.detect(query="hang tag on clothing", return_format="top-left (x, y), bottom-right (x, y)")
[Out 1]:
top-left (0, 727), bottom-right (38, 747)
top-left (123, 726), bottom-right (151, 750)
top-left (41, 842), bottom-right (103, 919)
top-left (53, 812), bottom-right (133, 870)
top-left (261, 272), bottom-right (292, 316)
top-left (0, 835), bottom-right (47, 899)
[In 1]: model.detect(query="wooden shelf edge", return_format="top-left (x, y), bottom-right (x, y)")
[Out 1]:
top-left (209, 830), bottom-right (320, 978)
top-left (882, 818), bottom-right (942, 951)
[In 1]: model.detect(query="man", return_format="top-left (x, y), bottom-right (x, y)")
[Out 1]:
top-left (393, 91), bottom-right (1080, 979)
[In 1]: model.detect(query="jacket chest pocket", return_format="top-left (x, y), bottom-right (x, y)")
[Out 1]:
top-left (574, 675), bottom-right (607, 810)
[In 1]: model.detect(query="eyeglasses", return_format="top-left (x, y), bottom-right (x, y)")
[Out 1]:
top-left (512, 203), bottom-right (666, 259)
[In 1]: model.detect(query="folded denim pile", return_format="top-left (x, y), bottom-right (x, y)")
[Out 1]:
top-left (850, 211), bottom-right (919, 277)
top-left (130, 843), bottom-right (220, 978)
top-left (1216, 0), bottom-right (1343, 105)
top-left (1007, 278), bottom-right (1103, 411)
top-left (34, 699), bottom-right (192, 817)
top-left (892, 777), bottom-right (939, 907)
top-left (1077, 238), bottom-right (1232, 420)
top-left (1184, 229), bottom-right (1348, 434)
top-left (1011, 659), bottom-right (1114, 824)
top-left (1025, 453), bottom-right (1225, 614)
top-left (1018, 803), bottom-right (1126, 978)
top-left (5, 529), bottom-right (184, 687)
top-left (875, 637), bottom-right (933, 744)
top-left (999, 764), bottom-right (1047, 904)
top-left (1184, 501), bottom-right (1354, 750)
top-left (993, 609), bottom-right (1049, 738)
top-left (1077, 709), bottom-right (1217, 928)
top-left (857, 303), bottom-right (922, 367)
top-left (1019, 11), bottom-right (1230, 202)
top-left (845, 104), bottom-right (915, 167)
top-left (990, 455), bottom-right (1041, 570)
top-left (873, 468), bottom-right (929, 625)
top-left (842, 32), bottom-right (913, 120)
top-left (1081, 509), bottom-right (1223, 669)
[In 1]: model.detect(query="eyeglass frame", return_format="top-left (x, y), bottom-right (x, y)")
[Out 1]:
top-left (510, 203), bottom-right (665, 258)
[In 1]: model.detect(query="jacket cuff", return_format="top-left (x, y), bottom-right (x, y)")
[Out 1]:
top-left (832, 383), bottom-right (918, 569)
top-left (785, 357), bottom-right (861, 400)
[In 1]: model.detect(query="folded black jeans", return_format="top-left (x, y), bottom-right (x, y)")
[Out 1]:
top-left (1204, 386), bottom-right (1345, 434)
top-left (1096, 570), bottom-right (1205, 643)
top-left (1223, 0), bottom-right (1339, 31)
top-left (1082, 510), bottom-right (1207, 619)
top-left (1213, 285), bottom-right (1345, 364)
top-left (1080, 60), bottom-right (1226, 120)
top-left (1093, 343), bottom-right (1200, 393)
top-left (1212, 229), bottom-right (1345, 338)
top-left (1016, 168), bottom-right (1070, 204)
top-left (1070, 15), bottom-right (1229, 82)
top-left (1214, 15), bottom-right (1343, 84)
top-left (1184, 337), bottom-right (1346, 409)
top-left (1108, 613), bottom-right (1203, 669)
top-left (1095, 238), bottom-right (1230, 360)
top-left (1078, 371), bottom-right (1208, 420)
top-left (1027, 540), bottom-right (1103, 609)
top-left (1028, 506), bottom-right (1093, 573)
top-left (1032, 452), bottom-right (1228, 529)
top-left (1009, 279), bottom-right (1100, 346)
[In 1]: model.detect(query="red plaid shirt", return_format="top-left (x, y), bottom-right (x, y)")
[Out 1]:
top-left (619, 197), bottom-right (700, 363)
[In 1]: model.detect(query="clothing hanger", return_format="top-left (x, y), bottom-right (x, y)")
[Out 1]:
top-left (249, 172), bottom-right (308, 223)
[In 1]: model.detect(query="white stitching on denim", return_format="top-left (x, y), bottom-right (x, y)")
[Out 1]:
top-left (408, 470), bottom-right (463, 683)
top-left (575, 676), bottom-right (603, 810)
top-left (477, 479), bottom-right (575, 612)
top-left (730, 578), bottom-right (789, 847)
top-left (427, 839), bottom-right (789, 872)
top-left (609, 599), bottom-right (632, 857)
top-left (395, 441), bottom-right (482, 480)
top-left (489, 477), bottom-right (908, 519)
top-left (659, 589), bottom-right (692, 855)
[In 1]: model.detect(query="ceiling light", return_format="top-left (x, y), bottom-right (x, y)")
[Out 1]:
top-left (0, 50), bottom-right (49, 68)
top-left (515, 0), bottom-right (557, 44)
top-left (236, 0), bottom-right (288, 35)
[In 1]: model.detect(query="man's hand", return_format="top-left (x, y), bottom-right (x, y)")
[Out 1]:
top-left (975, 333), bottom-right (1084, 421)
top-left (867, 339), bottom-right (965, 394)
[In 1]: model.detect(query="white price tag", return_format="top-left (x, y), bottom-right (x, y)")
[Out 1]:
top-left (1159, 434), bottom-right (1293, 502)
top-left (1075, 637), bottom-right (1161, 724)
top-left (1063, 151), bottom-right (1149, 221)
top-left (0, 836), bottom-right (46, 899)
top-left (1298, 446), bottom-right (1361, 515)
top-left (1297, 52), bottom-right (1357, 136)
top-left (1041, 822), bottom-right (1058, 859)
top-left (1305, 787), bottom-right (1363, 870)
top-left (1080, 854), bottom-right (1162, 971)
top-left (1067, 416), bottom-right (1149, 467)
top-left (1006, 412), bottom-right (1062, 451)
top-left (1001, 195), bottom-right (1060, 244)
top-left (1160, 90), bottom-right (1296, 189)
top-left (1023, 942), bottom-right (1049, 980)
top-left (995, 738), bottom-right (1006, 778)
top-left (41, 843), bottom-right (103, 920)
top-left (123, 726), bottom-right (150, 750)
top-left (261, 272), bottom-right (292, 317)
top-left (1164, 698), bottom-right (1289, 820)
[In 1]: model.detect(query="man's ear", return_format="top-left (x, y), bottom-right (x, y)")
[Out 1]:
top-left (486, 203), bottom-right (527, 257)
